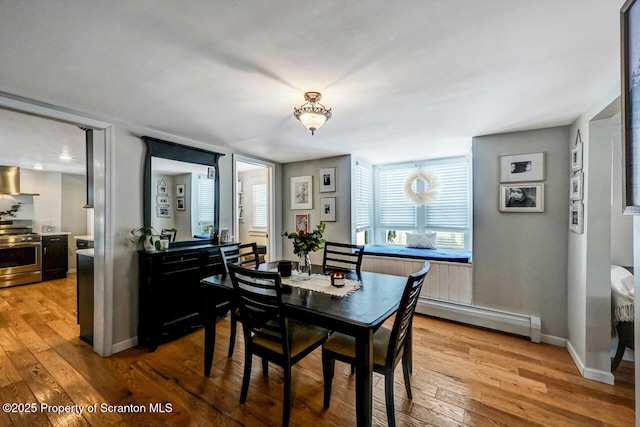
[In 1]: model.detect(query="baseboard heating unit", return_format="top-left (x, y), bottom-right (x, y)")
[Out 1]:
top-left (416, 297), bottom-right (541, 343)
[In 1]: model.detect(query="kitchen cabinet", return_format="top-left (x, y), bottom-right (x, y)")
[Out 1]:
top-left (138, 243), bottom-right (233, 351)
top-left (42, 235), bottom-right (68, 281)
top-left (77, 250), bottom-right (94, 344)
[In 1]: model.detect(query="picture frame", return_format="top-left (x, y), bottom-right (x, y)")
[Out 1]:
top-left (291, 175), bottom-right (313, 209)
top-left (319, 197), bottom-right (336, 222)
top-left (570, 172), bottom-right (583, 201)
top-left (622, 0), bottom-right (640, 213)
top-left (570, 202), bottom-right (584, 233)
top-left (207, 166), bottom-right (216, 180)
top-left (157, 179), bottom-right (168, 195)
top-left (156, 206), bottom-right (170, 218)
top-left (499, 152), bottom-right (545, 182)
top-left (156, 195), bottom-right (169, 205)
top-left (499, 183), bottom-right (544, 212)
top-left (294, 213), bottom-right (309, 233)
top-left (176, 197), bottom-right (185, 211)
top-left (319, 167), bottom-right (336, 192)
top-left (571, 142), bottom-right (583, 173)
top-left (176, 184), bottom-right (186, 197)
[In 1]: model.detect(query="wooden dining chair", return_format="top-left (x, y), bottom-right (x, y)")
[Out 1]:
top-left (220, 242), bottom-right (261, 358)
top-left (321, 261), bottom-right (430, 427)
top-left (228, 263), bottom-right (329, 427)
top-left (322, 242), bottom-right (365, 274)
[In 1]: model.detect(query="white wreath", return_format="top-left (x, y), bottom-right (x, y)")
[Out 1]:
top-left (403, 169), bottom-right (440, 206)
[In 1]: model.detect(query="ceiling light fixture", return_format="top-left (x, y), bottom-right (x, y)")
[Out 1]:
top-left (293, 91), bottom-right (332, 135)
top-left (58, 154), bottom-right (73, 161)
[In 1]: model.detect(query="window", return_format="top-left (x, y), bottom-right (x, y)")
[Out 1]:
top-left (252, 183), bottom-right (267, 228)
top-left (198, 175), bottom-right (215, 231)
top-left (372, 156), bottom-right (471, 250)
top-left (354, 160), bottom-right (373, 245)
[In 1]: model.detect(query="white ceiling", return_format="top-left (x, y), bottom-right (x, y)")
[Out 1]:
top-left (0, 0), bottom-right (623, 172)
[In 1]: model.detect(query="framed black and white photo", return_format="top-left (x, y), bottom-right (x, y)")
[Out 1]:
top-left (176, 197), bottom-right (185, 211)
top-left (570, 202), bottom-right (584, 233)
top-left (319, 197), bottom-right (336, 222)
top-left (499, 183), bottom-right (544, 212)
top-left (207, 166), bottom-right (216, 179)
top-left (570, 172), bottom-right (583, 201)
top-left (571, 142), bottom-right (583, 173)
top-left (156, 195), bottom-right (169, 205)
top-left (291, 175), bottom-right (312, 209)
top-left (157, 179), bottom-right (168, 195)
top-left (176, 184), bottom-right (186, 197)
top-left (499, 152), bottom-right (544, 182)
top-left (622, 0), bottom-right (640, 213)
top-left (156, 206), bottom-right (170, 218)
top-left (319, 167), bottom-right (336, 192)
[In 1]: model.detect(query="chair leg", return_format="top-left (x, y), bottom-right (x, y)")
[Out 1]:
top-left (262, 357), bottom-right (269, 376)
top-left (612, 340), bottom-right (626, 372)
top-left (402, 357), bottom-right (412, 399)
top-left (228, 311), bottom-right (237, 358)
top-left (384, 370), bottom-right (397, 427)
top-left (283, 364), bottom-right (292, 427)
top-left (322, 350), bottom-right (335, 409)
top-left (240, 347), bottom-right (252, 403)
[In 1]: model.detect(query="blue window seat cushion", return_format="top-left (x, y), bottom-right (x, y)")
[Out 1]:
top-left (363, 245), bottom-right (472, 263)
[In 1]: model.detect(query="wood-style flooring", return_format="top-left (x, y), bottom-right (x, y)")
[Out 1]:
top-left (0, 274), bottom-right (634, 426)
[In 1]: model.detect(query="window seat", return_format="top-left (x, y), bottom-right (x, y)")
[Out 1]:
top-left (363, 245), bottom-right (472, 264)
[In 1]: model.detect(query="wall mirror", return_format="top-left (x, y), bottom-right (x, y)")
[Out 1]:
top-left (142, 136), bottom-right (223, 245)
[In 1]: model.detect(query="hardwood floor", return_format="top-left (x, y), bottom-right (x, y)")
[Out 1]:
top-left (0, 274), bottom-right (634, 426)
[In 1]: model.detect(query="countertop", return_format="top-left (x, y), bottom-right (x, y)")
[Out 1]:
top-left (41, 231), bottom-right (72, 236)
top-left (76, 248), bottom-right (94, 257)
top-left (74, 235), bottom-right (94, 241)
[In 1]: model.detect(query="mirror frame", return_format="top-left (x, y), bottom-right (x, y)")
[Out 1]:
top-left (142, 136), bottom-right (224, 246)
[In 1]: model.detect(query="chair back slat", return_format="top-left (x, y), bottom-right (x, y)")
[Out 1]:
top-left (386, 261), bottom-right (430, 365)
top-left (322, 242), bottom-right (365, 274)
top-left (221, 242), bottom-right (261, 273)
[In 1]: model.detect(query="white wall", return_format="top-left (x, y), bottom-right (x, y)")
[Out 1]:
top-left (473, 126), bottom-right (569, 339)
top-left (62, 173), bottom-right (88, 271)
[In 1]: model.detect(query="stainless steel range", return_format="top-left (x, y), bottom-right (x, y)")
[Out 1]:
top-left (0, 219), bottom-right (42, 287)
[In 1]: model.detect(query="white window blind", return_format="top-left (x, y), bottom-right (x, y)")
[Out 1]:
top-left (354, 162), bottom-right (372, 230)
top-left (252, 183), bottom-right (267, 228)
top-left (198, 176), bottom-right (215, 225)
top-left (379, 166), bottom-right (415, 228)
top-left (425, 161), bottom-right (469, 230)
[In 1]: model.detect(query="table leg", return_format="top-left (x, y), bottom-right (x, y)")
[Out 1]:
top-left (203, 294), bottom-right (217, 377)
top-left (355, 329), bottom-right (374, 427)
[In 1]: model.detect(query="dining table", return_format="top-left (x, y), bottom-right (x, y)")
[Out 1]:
top-left (200, 261), bottom-right (409, 427)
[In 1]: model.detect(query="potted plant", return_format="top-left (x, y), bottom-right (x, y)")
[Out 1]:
top-left (282, 222), bottom-right (326, 275)
top-left (130, 226), bottom-right (161, 251)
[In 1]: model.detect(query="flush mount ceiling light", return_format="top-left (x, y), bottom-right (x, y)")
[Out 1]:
top-left (293, 91), bottom-right (332, 135)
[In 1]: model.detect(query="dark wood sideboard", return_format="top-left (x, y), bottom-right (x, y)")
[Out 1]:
top-left (138, 243), bottom-right (234, 351)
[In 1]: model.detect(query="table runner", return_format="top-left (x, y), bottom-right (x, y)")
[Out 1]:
top-left (272, 270), bottom-right (361, 297)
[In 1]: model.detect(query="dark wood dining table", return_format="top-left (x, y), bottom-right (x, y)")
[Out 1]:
top-left (200, 262), bottom-right (409, 427)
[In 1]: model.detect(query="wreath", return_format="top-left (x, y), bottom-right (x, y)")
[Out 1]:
top-left (403, 169), bottom-right (440, 206)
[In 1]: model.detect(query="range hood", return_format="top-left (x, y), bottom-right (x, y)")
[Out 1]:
top-left (0, 166), bottom-right (39, 196)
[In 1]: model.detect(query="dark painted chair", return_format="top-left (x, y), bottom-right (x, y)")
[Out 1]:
top-left (321, 242), bottom-right (365, 274)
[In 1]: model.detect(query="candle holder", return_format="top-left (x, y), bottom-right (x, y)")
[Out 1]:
top-left (331, 272), bottom-right (346, 287)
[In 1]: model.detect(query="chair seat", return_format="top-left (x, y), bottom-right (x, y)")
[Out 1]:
top-left (323, 327), bottom-right (392, 367)
top-left (253, 320), bottom-right (329, 357)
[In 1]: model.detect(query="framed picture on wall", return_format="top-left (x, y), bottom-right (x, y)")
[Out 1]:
top-left (570, 172), bottom-right (583, 201)
top-left (319, 167), bottom-right (336, 192)
top-left (156, 195), bottom-right (169, 205)
top-left (622, 0), bottom-right (640, 213)
top-left (176, 197), bottom-right (185, 211)
top-left (157, 179), bottom-right (168, 195)
top-left (571, 142), bottom-right (583, 173)
top-left (207, 166), bottom-right (216, 179)
top-left (570, 202), bottom-right (584, 233)
top-left (499, 183), bottom-right (544, 212)
top-left (499, 152), bottom-right (544, 182)
top-left (319, 197), bottom-right (336, 222)
top-left (156, 206), bottom-right (170, 218)
top-left (291, 175), bottom-right (312, 209)
top-left (294, 213), bottom-right (309, 233)
top-left (176, 184), bottom-right (186, 197)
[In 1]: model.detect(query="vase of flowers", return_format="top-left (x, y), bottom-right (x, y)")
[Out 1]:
top-left (282, 222), bottom-right (326, 276)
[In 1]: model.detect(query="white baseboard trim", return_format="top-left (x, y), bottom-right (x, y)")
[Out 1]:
top-left (541, 334), bottom-right (566, 347)
top-left (111, 336), bottom-right (137, 354)
top-left (67, 268), bottom-right (77, 274)
top-left (416, 297), bottom-right (541, 343)
top-left (566, 339), bottom-right (615, 385)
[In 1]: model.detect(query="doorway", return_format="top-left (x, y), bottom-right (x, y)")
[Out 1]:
top-left (233, 155), bottom-right (275, 262)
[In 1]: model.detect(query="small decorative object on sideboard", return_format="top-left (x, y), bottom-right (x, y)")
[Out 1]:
top-left (331, 272), bottom-right (345, 287)
top-left (130, 226), bottom-right (161, 251)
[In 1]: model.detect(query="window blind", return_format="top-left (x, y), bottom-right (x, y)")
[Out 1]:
top-left (252, 183), bottom-right (267, 228)
top-left (354, 162), bottom-right (372, 230)
top-left (379, 167), bottom-right (415, 228)
top-left (425, 161), bottom-right (469, 230)
top-left (198, 175), bottom-right (215, 225)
